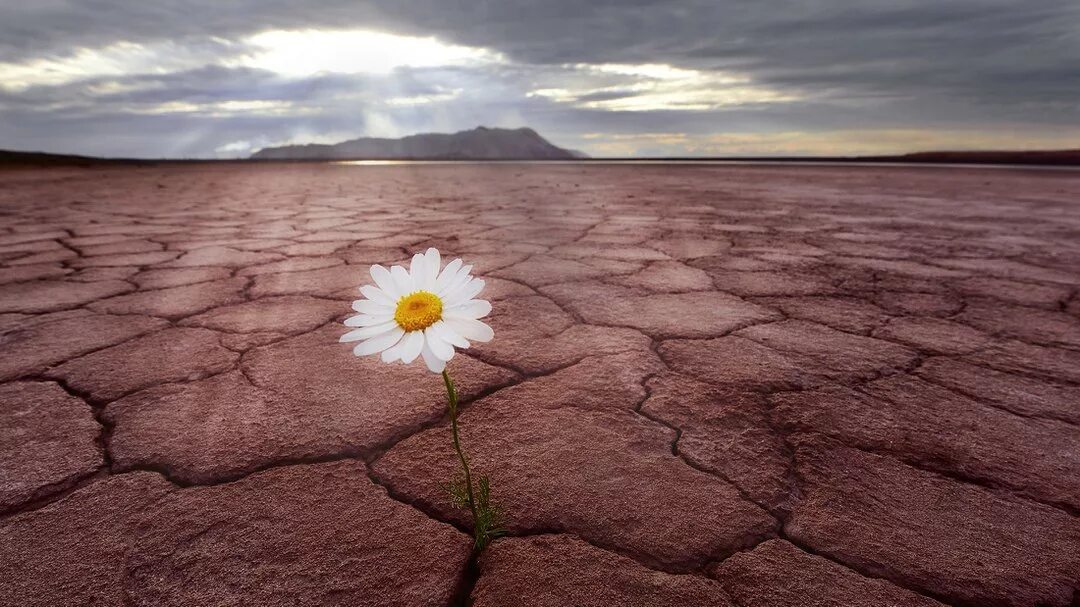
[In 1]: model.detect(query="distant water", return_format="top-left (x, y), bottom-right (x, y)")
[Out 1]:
top-left (333, 159), bottom-right (1080, 171)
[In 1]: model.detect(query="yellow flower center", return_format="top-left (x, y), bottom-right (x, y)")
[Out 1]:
top-left (394, 291), bottom-right (443, 332)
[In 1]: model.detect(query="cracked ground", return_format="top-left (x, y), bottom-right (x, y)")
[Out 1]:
top-left (1, 163), bottom-right (1078, 607)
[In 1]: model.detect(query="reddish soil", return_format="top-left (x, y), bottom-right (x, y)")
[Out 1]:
top-left (1, 163), bottom-right (1078, 606)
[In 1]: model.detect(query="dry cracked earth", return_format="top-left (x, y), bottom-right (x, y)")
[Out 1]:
top-left (0, 163), bottom-right (1078, 607)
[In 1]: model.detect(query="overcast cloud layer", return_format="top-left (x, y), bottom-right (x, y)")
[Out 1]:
top-left (1, 0), bottom-right (1078, 157)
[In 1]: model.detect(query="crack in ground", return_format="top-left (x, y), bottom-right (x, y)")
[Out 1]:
top-left (746, 414), bottom-right (967, 607)
top-left (776, 530), bottom-right (964, 607)
top-left (0, 467), bottom-right (110, 522)
top-left (806, 425), bottom-right (1080, 517)
top-left (913, 368), bottom-right (1080, 427)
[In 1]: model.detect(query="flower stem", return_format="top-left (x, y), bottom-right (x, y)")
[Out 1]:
top-left (442, 370), bottom-right (480, 537)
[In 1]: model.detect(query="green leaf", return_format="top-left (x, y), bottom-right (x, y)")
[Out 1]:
top-left (471, 475), bottom-right (505, 552)
top-left (443, 476), bottom-right (471, 510)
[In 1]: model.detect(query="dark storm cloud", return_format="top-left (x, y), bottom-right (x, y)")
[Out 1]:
top-left (1, 0), bottom-right (1078, 156)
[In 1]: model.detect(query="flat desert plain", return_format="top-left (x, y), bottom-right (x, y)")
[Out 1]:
top-left (1, 163), bottom-right (1079, 607)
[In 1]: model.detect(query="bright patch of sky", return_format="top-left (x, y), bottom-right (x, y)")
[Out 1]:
top-left (529, 63), bottom-right (796, 111)
top-left (0, 29), bottom-right (502, 89)
top-left (234, 30), bottom-right (504, 76)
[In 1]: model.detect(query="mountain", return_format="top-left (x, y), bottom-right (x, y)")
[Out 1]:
top-left (251, 126), bottom-right (584, 160)
top-left (0, 150), bottom-right (141, 167)
top-left (6, 144), bottom-right (1078, 166)
top-left (878, 149), bottom-right (1080, 166)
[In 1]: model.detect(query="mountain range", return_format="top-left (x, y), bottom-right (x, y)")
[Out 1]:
top-left (250, 126), bottom-right (586, 161)
top-left (3, 138), bottom-right (1079, 166)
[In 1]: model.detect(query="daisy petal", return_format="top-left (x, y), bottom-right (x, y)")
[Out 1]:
top-left (435, 258), bottom-right (463, 292)
top-left (381, 340), bottom-right (405, 363)
top-left (352, 299), bottom-right (394, 314)
top-left (340, 320), bottom-right (398, 341)
top-left (424, 326), bottom-right (455, 361)
top-left (444, 317), bottom-right (495, 342)
top-left (439, 264), bottom-right (474, 297)
top-left (369, 265), bottom-right (400, 299)
top-left (445, 299), bottom-right (492, 320)
top-left (353, 327), bottom-right (405, 356)
top-left (421, 340), bottom-right (447, 373)
top-left (409, 253), bottom-right (427, 290)
top-left (390, 265), bottom-right (414, 295)
top-left (344, 313), bottom-right (394, 327)
top-left (431, 321), bottom-right (469, 348)
top-left (359, 285), bottom-right (395, 306)
top-left (444, 278), bottom-right (485, 307)
top-left (399, 330), bottom-right (425, 364)
top-left (423, 248), bottom-right (441, 289)
top-left (340, 328), bottom-right (367, 342)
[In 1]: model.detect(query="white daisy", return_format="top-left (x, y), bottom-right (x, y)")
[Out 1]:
top-left (340, 247), bottom-right (494, 373)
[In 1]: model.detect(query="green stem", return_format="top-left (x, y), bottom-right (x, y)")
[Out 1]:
top-left (443, 370), bottom-right (480, 534)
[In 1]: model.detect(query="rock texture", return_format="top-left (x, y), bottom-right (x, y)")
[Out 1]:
top-left (710, 539), bottom-right (946, 607)
top-left (0, 312), bottom-right (168, 380)
top-left (773, 376), bottom-right (1080, 512)
top-left (0, 279), bottom-right (133, 313)
top-left (786, 440), bottom-right (1080, 607)
top-left (374, 401), bottom-right (777, 569)
top-left (88, 277), bottom-right (247, 318)
top-left (103, 325), bottom-right (515, 484)
top-left (45, 327), bottom-right (239, 402)
top-left (125, 462), bottom-right (470, 607)
top-left (0, 163), bottom-right (1078, 605)
top-left (0, 382), bottom-right (103, 510)
top-left (178, 294), bottom-right (342, 334)
top-left (0, 472), bottom-right (174, 606)
top-left (641, 373), bottom-right (793, 512)
top-left (473, 535), bottom-right (735, 606)
top-left (541, 283), bottom-right (781, 337)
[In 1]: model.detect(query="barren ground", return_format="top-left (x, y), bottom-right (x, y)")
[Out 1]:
top-left (1, 163), bottom-right (1078, 607)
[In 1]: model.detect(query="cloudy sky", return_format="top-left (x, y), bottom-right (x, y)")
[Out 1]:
top-left (1, 0), bottom-right (1078, 158)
